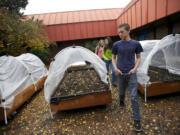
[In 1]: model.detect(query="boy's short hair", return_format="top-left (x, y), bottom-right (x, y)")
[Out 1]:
top-left (118, 23), bottom-right (130, 31)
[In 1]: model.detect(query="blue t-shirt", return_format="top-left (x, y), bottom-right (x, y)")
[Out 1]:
top-left (112, 40), bottom-right (143, 73)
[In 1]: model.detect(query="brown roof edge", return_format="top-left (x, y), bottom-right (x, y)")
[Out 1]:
top-left (44, 19), bottom-right (117, 27)
top-left (24, 8), bottom-right (123, 16)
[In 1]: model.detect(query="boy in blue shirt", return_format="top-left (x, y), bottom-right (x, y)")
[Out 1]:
top-left (112, 23), bottom-right (143, 132)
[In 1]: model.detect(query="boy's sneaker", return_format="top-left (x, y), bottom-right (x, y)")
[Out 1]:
top-left (119, 101), bottom-right (125, 108)
top-left (134, 120), bottom-right (142, 132)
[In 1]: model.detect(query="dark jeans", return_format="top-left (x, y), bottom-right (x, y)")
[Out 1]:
top-left (118, 73), bottom-right (141, 120)
top-left (103, 59), bottom-right (116, 84)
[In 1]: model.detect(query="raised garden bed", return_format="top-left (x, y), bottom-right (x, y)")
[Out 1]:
top-left (53, 68), bottom-right (108, 98)
top-left (138, 66), bottom-right (180, 98)
top-left (148, 66), bottom-right (180, 82)
top-left (0, 76), bottom-right (47, 122)
top-left (50, 66), bottom-right (112, 112)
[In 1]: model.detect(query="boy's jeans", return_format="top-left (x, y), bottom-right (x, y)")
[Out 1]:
top-left (118, 73), bottom-right (141, 120)
top-left (103, 60), bottom-right (116, 84)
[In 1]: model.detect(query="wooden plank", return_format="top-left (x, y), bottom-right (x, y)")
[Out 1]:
top-left (138, 81), bottom-right (180, 97)
top-left (35, 76), bottom-right (47, 90)
top-left (67, 65), bottom-right (87, 70)
top-left (50, 90), bottom-right (112, 112)
top-left (0, 84), bottom-right (35, 121)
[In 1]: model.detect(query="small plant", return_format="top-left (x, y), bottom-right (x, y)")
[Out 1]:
top-left (85, 40), bottom-right (98, 52)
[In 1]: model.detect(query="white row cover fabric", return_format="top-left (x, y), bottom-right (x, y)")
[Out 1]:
top-left (137, 40), bottom-right (160, 84)
top-left (44, 46), bottom-right (108, 103)
top-left (0, 53), bottom-right (48, 108)
top-left (137, 34), bottom-right (180, 85)
top-left (69, 61), bottom-right (86, 67)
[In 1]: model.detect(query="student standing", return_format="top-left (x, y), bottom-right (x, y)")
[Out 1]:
top-left (95, 39), bottom-right (104, 59)
top-left (112, 23), bottom-right (143, 131)
top-left (103, 37), bottom-right (117, 87)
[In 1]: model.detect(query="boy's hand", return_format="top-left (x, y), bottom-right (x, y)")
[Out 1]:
top-left (128, 68), bottom-right (137, 74)
top-left (115, 68), bottom-right (123, 75)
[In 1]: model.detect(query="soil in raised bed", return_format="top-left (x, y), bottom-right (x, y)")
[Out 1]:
top-left (148, 66), bottom-right (180, 82)
top-left (53, 68), bottom-right (108, 97)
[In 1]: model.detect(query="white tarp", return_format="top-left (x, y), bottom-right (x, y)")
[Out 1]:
top-left (137, 34), bottom-right (180, 85)
top-left (0, 53), bottom-right (48, 108)
top-left (139, 40), bottom-right (160, 67)
top-left (44, 46), bottom-right (108, 103)
top-left (137, 40), bottom-right (160, 84)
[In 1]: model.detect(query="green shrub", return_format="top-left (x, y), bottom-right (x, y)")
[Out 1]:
top-left (0, 9), bottom-right (53, 56)
top-left (85, 40), bottom-right (98, 52)
top-left (30, 48), bottom-right (50, 65)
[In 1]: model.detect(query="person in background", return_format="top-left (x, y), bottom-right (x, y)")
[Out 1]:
top-left (103, 37), bottom-right (117, 87)
top-left (95, 39), bottom-right (104, 59)
top-left (112, 23), bottom-right (143, 132)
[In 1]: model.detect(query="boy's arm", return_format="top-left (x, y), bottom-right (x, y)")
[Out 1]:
top-left (128, 53), bottom-right (141, 74)
top-left (112, 54), bottom-right (122, 75)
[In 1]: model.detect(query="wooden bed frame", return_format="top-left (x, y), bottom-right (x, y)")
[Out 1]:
top-left (138, 81), bottom-right (180, 102)
top-left (50, 90), bottom-right (112, 112)
top-left (0, 76), bottom-right (47, 122)
top-left (50, 65), bottom-right (112, 113)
